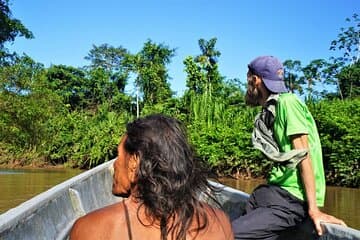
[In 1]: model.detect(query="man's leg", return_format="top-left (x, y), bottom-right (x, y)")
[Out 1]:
top-left (231, 185), bottom-right (307, 240)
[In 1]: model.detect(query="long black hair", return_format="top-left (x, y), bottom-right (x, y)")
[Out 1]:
top-left (124, 114), bottom-right (219, 240)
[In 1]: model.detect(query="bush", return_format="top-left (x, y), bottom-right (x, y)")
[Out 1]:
top-left (45, 105), bottom-right (133, 168)
top-left (309, 98), bottom-right (360, 187)
top-left (185, 95), bottom-right (266, 177)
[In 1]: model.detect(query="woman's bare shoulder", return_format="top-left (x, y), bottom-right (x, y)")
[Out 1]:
top-left (69, 201), bottom-right (126, 240)
top-left (200, 202), bottom-right (234, 240)
top-left (201, 202), bottom-right (228, 218)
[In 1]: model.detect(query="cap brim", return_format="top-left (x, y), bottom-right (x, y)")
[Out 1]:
top-left (263, 78), bottom-right (288, 93)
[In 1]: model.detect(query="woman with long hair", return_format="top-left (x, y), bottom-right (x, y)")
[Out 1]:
top-left (70, 114), bottom-right (233, 240)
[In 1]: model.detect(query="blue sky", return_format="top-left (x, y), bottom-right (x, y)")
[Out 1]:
top-left (6, 0), bottom-right (359, 96)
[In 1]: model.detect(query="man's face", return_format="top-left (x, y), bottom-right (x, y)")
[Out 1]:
top-left (245, 71), bottom-right (262, 106)
top-left (112, 136), bottom-right (132, 197)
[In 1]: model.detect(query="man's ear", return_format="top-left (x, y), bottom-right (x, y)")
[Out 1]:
top-left (128, 154), bottom-right (139, 182)
top-left (253, 75), bottom-right (262, 87)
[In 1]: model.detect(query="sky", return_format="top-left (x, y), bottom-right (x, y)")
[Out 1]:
top-left (5, 0), bottom-right (359, 96)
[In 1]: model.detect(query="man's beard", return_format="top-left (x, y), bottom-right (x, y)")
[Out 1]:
top-left (245, 84), bottom-right (262, 106)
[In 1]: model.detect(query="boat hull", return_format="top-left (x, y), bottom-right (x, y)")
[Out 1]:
top-left (0, 159), bottom-right (359, 239)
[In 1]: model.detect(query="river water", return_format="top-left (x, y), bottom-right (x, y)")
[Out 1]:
top-left (0, 168), bottom-right (82, 214)
top-left (0, 169), bottom-right (359, 229)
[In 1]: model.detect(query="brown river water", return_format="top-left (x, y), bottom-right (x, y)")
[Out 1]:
top-left (0, 169), bottom-right (359, 229)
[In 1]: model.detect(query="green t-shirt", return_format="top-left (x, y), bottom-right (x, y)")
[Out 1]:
top-left (268, 93), bottom-right (326, 206)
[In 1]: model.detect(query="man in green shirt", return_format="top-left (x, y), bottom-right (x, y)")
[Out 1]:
top-left (231, 55), bottom-right (346, 239)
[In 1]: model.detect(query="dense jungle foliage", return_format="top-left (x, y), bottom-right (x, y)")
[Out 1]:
top-left (0, 1), bottom-right (359, 187)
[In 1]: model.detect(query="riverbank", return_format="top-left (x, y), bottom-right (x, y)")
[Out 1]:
top-left (1, 161), bottom-right (266, 183)
top-left (0, 160), bottom-right (70, 170)
top-left (0, 160), bottom-right (358, 190)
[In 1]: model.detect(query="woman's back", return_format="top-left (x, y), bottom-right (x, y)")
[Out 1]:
top-left (70, 199), bottom-right (233, 240)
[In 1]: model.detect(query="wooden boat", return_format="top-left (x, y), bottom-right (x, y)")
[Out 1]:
top-left (0, 159), bottom-right (359, 240)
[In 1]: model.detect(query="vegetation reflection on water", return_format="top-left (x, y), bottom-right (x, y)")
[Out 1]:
top-left (0, 169), bottom-right (358, 230)
top-left (219, 177), bottom-right (360, 230)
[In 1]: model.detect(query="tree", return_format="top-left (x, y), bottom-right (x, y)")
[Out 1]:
top-left (46, 64), bottom-right (87, 110)
top-left (329, 13), bottom-right (360, 98)
top-left (128, 40), bottom-right (175, 106)
top-left (195, 38), bottom-right (223, 97)
top-left (330, 13), bottom-right (360, 64)
top-left (84, 43), bottom-right (129, 93)
top-left (321, 58), bottom-right (345, 99)
top-left (183, 38), bottom-right (224, 107)
top-left (221, 78), bottom-right (246, 106)
top-left (0, 0), bottom-right (33, 63)
top-left (300, 59), bottom-right (328, 100)
top-left (336, 61), bottom-right (360, 98)
top-left (0, 55), bottom-right (60, 150)
top-left (284, 59), bottom-right (338, 100)
top-left (283, 59), bottom-right (304, 95)
top-left (85, 67), bottom-right (132, 111)
top-left (183, 38), bottom-right (227, 127)
top-left (183, 56), bottom-right (204, 94)
top-left (0, 54), bottom-right (43, 94)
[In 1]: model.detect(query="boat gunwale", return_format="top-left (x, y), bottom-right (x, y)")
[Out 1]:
top-left (0, 159), bottom-right (115, 232)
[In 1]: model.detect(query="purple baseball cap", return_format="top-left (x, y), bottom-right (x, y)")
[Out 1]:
top-left (248, 56), bottom-right (288, 93)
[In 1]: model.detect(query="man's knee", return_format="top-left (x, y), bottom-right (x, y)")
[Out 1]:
top-left (231, 214), bottom-right (279, 240)
top-left (278, 217), bottom-right (318, 240)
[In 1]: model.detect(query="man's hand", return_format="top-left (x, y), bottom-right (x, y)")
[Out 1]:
top-left (308, 208), bottom-right (347, 236)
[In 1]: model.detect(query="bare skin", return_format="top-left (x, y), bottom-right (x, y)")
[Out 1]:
top-left (70, 136), bottom-right (234, 240)
top-left (70, 197), bottom-right (233, 240)
top-left (291, 134), bottom-right (346, 236)
top-left (246, 72), bottom-right (346, 236)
